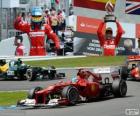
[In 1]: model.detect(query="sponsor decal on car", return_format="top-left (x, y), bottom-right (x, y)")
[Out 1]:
top-left (93, 67), bottom-right (111, 73)
top-left (7, 71), bottom-right (14, 76)
top-left (91, 85), bottom-right (96, 92)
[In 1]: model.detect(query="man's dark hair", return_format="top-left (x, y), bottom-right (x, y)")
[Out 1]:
top-left (15, 35), bottom-right (23, 43)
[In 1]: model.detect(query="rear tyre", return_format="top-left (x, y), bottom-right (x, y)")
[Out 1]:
top-left (48, 66), bottom-right (56, 80)
top-left (26, 68), bottom-right (37, 81)
top-left (62, 85), bottom-right (79, 105)
top-left (112, 79), bottom-right (127, 97)
top-left (27, 87), bottom-right (43, 99)
top-left (120, 66), bottom-right (128, 80)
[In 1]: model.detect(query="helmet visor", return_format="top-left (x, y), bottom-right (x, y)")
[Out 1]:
top-left (31, 16), bottom-right (43, 23)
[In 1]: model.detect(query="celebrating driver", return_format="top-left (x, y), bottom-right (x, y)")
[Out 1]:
top-left (97, 21), bottom-right (124, 56)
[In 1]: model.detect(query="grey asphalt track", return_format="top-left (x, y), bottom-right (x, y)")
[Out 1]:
top-left (0, 69), bottom-right (77, 91)
top-left (0, 70), bottom-right (140, 116)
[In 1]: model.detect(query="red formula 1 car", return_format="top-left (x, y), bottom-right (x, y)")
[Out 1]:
top-left (120, 56), bottom-right (140, 81)
top-left (17, 69), bottom-right (127, 108)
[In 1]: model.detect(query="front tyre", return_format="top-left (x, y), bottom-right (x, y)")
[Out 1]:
top-left (27, 87), bottom-right (43, 99)
top-left (62, 85), bottom-right (79, 105)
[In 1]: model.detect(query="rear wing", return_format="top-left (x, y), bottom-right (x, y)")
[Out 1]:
top-left (127, 56), bottom-right (140, 61)
top-left (93, 67), bottom-right (120, 74)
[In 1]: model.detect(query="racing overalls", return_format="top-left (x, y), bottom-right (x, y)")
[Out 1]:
top-left (15, 43), bottom-right (25, 56)
top-left (14, 16), bottom-right (60, 56)
top-left (97, 21), bottom-right (124, 56)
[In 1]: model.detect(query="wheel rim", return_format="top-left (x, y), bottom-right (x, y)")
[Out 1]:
top-left (26, 69), bottom-right (32, 80)
top-left (68, 88), bottom-right (79, 102)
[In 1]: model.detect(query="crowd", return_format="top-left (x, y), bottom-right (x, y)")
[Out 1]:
top-left (18, 7), bottom-right (67, 35)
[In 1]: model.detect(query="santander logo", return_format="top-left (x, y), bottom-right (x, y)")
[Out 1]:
top-left (80, 22), bottom-right (97, 29)
top-left (80, 23), bottom-right (86, 27)
top-left (77, 16), bottom-right (102, 34)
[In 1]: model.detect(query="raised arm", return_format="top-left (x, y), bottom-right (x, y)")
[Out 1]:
top-left (114, 21), bottom-right (124, 46)
top-left (97, 22), bottom-right (105, 47)
top-left (45, 24), bottom-right (60, 49)
top-left (14, 16), bottom-right (30, 33)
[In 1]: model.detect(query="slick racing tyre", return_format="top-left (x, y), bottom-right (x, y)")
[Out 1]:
top-left (120, 66), bottom-right (128, 80)
top-left (27, 87), bottom-right (43, 99)
top-left (112, 79), bottom-right (127, 97)
top-left (62, 86), bottom-right (79, 105)
top-left (48, 66), bottom-right (57, 80)
top-left (26, 68), bottom-right (37, 81)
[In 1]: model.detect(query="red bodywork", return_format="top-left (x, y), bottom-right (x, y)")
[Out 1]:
top-left (127, 56), bottom-right (140, 80)
top-left (127, 56), bottom-right (140, 61)
top-left (130, 68), bottom-right (140, 80)
top-left (34, 69), bottom-right (103, 105)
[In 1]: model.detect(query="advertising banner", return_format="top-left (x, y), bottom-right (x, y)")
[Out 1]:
top-left (77, 16), bottom-right (104, 34)
top-left (74, 32), bottom-right (136, 55)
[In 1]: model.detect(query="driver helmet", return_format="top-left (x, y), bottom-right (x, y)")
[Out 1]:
top-left (132, 64), bottom-right (136, 69)
top-left (31, 7), bottom-right (43, 23)
top-left (71, 77), bottom-right (77, 83)
top-left (17, 58), bottom-right (22, 64)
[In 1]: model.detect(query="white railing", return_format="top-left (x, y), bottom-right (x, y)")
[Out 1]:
top-left (0, 55), bottom-right (86, 61)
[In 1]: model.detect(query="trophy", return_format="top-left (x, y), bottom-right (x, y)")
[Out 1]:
top-left (104, 0), bottom-right (116, 22)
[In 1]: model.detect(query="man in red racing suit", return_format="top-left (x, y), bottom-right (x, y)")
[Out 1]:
top-left (14, 35), bottom-right (25, 56)
top-left (97, 21), bottom-right (124, 56)
top-left (14, 8), bottom-right (60, 56)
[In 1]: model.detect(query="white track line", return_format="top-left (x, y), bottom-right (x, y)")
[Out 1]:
top-left (0, 90), bottom-right (28, 92)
